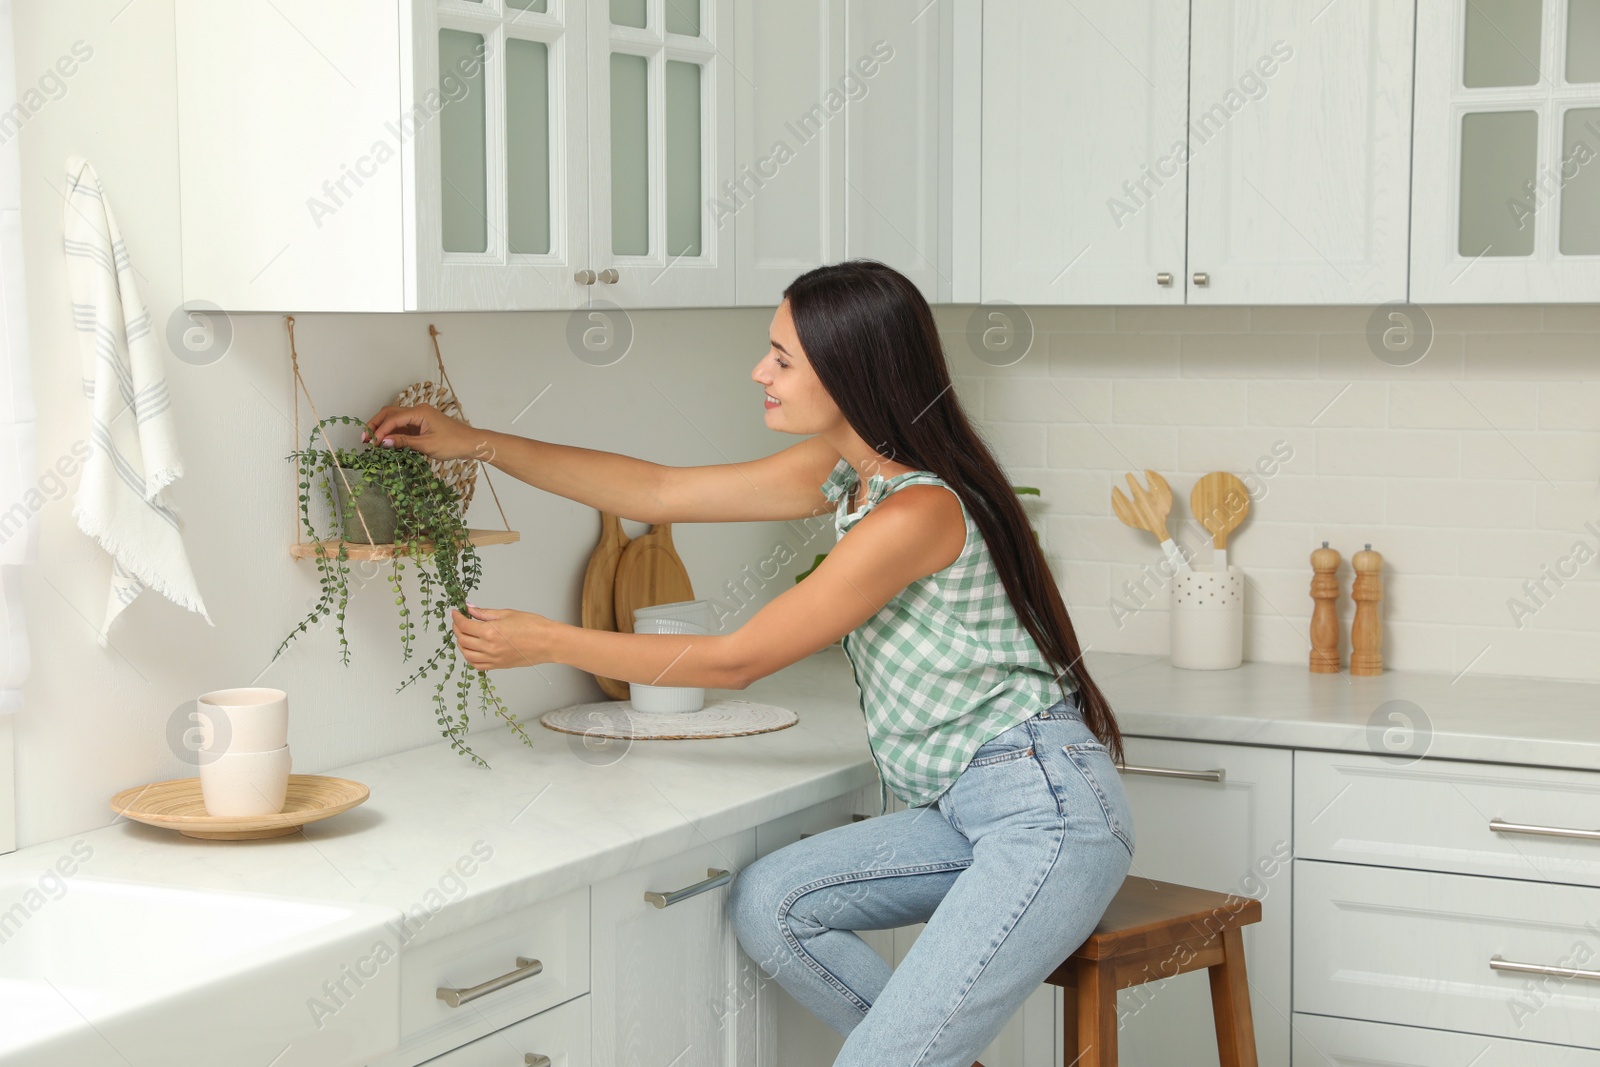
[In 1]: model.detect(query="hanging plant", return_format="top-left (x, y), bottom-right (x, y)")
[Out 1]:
top-left (274, 414), bottom-right (530, 767)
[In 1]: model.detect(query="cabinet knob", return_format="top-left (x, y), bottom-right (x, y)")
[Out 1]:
top-left (1192, 271), bottom-right (1209, 287)
top-left (525, 1056), bottom-right (552, 1067)
top-left (598, 268), bottom-right (619, 284)
top-left (1156, 272), bottom-right (1172, 287)
top-left (574, 269), bottom-right (597, 285)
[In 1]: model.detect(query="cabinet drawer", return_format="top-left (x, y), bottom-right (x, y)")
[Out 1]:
top-left (419, 992), bottom-right (589, 1067)
top-left (1295, 859), bottom-right (1600, 1049)
top-left (1296, 750), bottom-right (1600, 887)
top-left (396, 886), bottom-right (589, 1063)
top-left (1292, 1012), bottom-right (1600, 1066)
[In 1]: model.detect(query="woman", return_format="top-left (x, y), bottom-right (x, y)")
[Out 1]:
top-left (363, 260), bottom-right (1134, 1066)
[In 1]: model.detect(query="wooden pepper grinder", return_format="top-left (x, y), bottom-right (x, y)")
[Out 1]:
top-left (1350, 544), bottom-right (1384, 676)
top-left (1309, 542), bottom-right (1342, 673)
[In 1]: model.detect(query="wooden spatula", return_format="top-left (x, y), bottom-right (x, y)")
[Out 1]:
top-left (580, 512), bottom-right (632, 700)
top-left (1111, 470), bottom-right (1188, 572)
top-left (1189, 472), bottom-right (1251, 570)
top-left (613, 523), bottom-right (695, 636)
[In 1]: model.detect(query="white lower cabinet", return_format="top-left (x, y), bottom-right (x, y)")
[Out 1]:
top-left (1295, 858), bottom-right (1600, 1050)
top-left (1114, 737), bottom-right (1294, 1067)
top-left (418, 993), bottom-right (590, 1067)
top-left (1291, 1013), bottom-right (1600, 1066)
top-left (590, 829), bottom-right (758, 1067)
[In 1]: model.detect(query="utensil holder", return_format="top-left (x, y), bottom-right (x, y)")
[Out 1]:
top-left (1169, 566), bottom-right (1244, 670)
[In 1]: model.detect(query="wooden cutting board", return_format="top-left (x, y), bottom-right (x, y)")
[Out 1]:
top-left (580, 512), bottom-right (632, 700)
top-left (613, 523), bottom-right (695, 636)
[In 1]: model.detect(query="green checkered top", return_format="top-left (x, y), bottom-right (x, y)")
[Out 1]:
top-left (820, 457), bottom-right (1073, 814)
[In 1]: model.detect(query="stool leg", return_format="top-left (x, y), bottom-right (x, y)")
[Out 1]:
top-left (1207, 927), bottom-right (1258, 1067)
top-left (1072, 958), bottom-right (1117, 1067)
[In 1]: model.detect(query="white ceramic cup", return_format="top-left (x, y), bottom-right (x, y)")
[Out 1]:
top-left (629, 616), bottom-right (707, 713)
top-left (199, 744), bottom-right (292, 817)
top-left (196, 687), bottom-right (288, 755)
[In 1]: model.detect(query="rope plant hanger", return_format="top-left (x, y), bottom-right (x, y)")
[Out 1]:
top-left (277, 315), bottom-right (525, 767)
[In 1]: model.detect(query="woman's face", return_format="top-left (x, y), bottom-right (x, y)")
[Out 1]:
top-left (753, 300), bottom-right (838, 435)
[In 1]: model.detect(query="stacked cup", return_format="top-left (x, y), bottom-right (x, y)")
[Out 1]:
top-left (195, 687), bottom-right (293, 816)
top-left (630, 600), bottom-right (715, 713)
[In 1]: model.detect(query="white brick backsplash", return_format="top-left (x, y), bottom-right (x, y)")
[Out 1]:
top-left (976, 421), bottom-right (1046, 469)
top-left (1051, 331), bottom-right (1181, 377)
top-left (968, 304), bottom-right (1597, 682)
top-left (1252, 476), bottom-right (1385, 524)
top-left (1247, 381), bottom-right (1386, 427)
top-left (1318, 331), bottom-right (1467, 379)
top-left (1317, 428), bottom-right (1459, 477)
top-left (1389, 381), bottom-right (1538, 430)
top-left (1461, 431), bottom-right (1600, 482)
top-left (1538, 383), bottom-right (1600, 431)
top-left (985, 376), bottom-right (1112, 423)
top-left (1047, 423), bottom-right (1178, 471)
top-left (1174, 427), bottom-right (1314, 475)
top-left (1112, 380), bottom-right (1247, 426)
top-left (1467, 332), bottom-right (1600, 379)
top-left (1534, 484), bottom-right (1600, 532)
top-left (1180, 333), bottom-right (1319, 378)
top-left (1384, 478), bottom-right (1536, 528)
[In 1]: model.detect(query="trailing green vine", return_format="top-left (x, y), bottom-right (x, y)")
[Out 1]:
top-left (275, 414), bottom-right (532, 767)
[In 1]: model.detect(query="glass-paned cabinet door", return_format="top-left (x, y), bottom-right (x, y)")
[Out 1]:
top-left (587, 0), bottom-right (736, 307)
top-left (1412, 0), bottom-right (1600, 301)
top-left (410, 0), bottom-right (589, 309)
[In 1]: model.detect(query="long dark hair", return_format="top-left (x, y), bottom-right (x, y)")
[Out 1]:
top-left (783, 260), bottom-right (1124, 765)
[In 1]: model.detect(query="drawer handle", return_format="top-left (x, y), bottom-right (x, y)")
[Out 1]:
top-left (1120, 764), bottom-right (1226, 783)
top-left (1489, 817), bottom-right (1600, 842)
top-left (436, 956), bottom-right (543, 1008)
top-left (644, 868), bottom-right (732, 909)
top-left (1489, 955), bottom-right (1600, 982)
top-left (525, 1056), bottom-right (552, 1067)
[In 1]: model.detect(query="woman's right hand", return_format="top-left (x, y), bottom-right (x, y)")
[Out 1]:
top-left (363, 404), bottom-right (487, 462)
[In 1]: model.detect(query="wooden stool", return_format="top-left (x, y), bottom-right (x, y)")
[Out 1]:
top-left (1043, 877), bottom-right (1262, 1067)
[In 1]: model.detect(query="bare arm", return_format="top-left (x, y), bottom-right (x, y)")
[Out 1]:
top-left (365, 404), bottom-right (841, 524)
top-left (535, 484), bottom-right (967, 686)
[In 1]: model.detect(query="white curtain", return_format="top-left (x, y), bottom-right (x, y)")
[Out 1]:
top-left (0, 0), bottom-right (37, 714)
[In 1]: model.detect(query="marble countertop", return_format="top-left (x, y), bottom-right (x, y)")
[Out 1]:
top-left (5, 646), bottom-right (1599, 947)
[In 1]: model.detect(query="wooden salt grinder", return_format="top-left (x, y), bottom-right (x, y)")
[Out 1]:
top-left (1350, 544), bottom-right (1384, 676)
top-left (1309, 542), bottom-right (1342, 673)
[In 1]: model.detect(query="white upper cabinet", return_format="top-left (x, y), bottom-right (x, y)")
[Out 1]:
top-left (981, 0), bottom-right (1190, 305)
top-left (410, 0), bottom-right (590, 310)
top-left (1186, 0), bottom-right (1416, 304)
top-left (732, 0), bottom-right (954, 307)
top-left (587, 0), bottom-right (736, 307)
top-left (176, 0), bottom-right (733, 311)
top-left (1411, 0), bottom-right (1600, 302)
top-left (980, 0), bottom-right (1415, 306)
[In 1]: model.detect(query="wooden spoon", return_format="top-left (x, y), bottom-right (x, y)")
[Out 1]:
top-left (1189, 472), bottom-right (1251, 570)
top-left (1111, 470), bottom-right (1188, 572)
top-left (580, 512), bottom-right (632, 700)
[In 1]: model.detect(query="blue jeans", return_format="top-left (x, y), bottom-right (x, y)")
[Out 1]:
top-left (727, 698), bottom-right (1135, 1066)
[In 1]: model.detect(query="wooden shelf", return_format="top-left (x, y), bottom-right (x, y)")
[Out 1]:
top-left (290, 529), bottom-right (520, 561)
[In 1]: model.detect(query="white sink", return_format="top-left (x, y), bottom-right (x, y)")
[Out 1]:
top-left (0, 873), bottom-right (399, 1066)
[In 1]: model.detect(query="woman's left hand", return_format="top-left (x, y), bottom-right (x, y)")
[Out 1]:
top-left (451, 605), bottom-right (555, 671)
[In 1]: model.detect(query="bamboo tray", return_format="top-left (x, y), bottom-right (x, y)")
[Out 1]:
top-left (289, 529), bottom-right (520, 561)
top-left (110, 774), bottom-right (370, 840)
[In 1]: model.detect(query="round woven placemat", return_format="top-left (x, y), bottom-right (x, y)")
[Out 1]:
top-left (539, 698), bottom-right (798, 740)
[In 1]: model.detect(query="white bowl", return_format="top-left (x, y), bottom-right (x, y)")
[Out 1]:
top-left (197, 687), bottom-right (288, 755)
top-left (199, 744), bottom-right (292, 817)
top-left (632, 599), bottom-right (715, 633)
top-left (628, 682), bottom-right (706, 713)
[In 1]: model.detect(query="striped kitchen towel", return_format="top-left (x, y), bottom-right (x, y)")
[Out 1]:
top-left (63, 156), bottom-right (209, 645)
